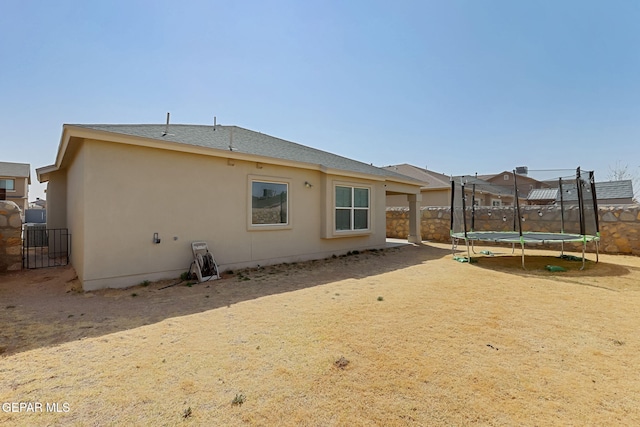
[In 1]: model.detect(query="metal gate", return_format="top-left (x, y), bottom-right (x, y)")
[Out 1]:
top-left (22, 226), bottom-right (71, 269)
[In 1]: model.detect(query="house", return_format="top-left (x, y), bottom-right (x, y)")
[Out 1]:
top-left (37, 122), bottom-right (423, 290)
top-left (0, 161), bottom-right (30, 213)
top-left (384, 164), bottom-right (517, 207)
top-left (384, 164), bottom-right (451, 206)
top-left (477, 170), bottom-right (551, 200)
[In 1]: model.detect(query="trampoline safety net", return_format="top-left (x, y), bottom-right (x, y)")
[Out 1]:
top-left (450, 167), bottom-right (600, 268)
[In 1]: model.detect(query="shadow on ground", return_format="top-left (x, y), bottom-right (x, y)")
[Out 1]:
top-left (0, 243), bottom-right (451, 357)
top-left (466, 250), bottom-right (636, 292)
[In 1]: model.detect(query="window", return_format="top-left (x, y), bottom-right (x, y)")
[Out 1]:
top-left (0, 179), bottom-right (15, 191)
top-left (492, 199), bottom-right (502, 207)
top-left (335, 186), bottom-right (369, 231)
top-left (503, 174), bottom-right (509, 181)
top-left (251, 181), bottom-right (288, 225)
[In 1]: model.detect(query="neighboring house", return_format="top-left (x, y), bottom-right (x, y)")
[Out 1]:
top-left (384, 164), bottom-right (451, 206)
top-left (37, 123), bottom-right (422, 290)
top-left (0, 161), bottom-right (30, 213)
top-left (526, 179), bottom-right (635, 205)
top-left (384, 164), bottom-right (517, 207)
top-left (478, 170), bottom-right (551, 200)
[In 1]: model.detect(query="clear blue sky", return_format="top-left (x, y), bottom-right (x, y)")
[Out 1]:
top-left (2, 0), bottom-right (639, 201)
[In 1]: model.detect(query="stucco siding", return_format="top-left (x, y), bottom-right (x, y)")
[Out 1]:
top-left (387, 189), bottom-right (450, 208)
top-left (75, 139), bottom-right (387, 289)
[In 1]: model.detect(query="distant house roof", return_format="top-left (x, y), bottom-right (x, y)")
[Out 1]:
top-left (0, 161), bottom-right (30, 184)
top-left (39, 124), bottom-right (421, 186)
top-left (527, 180), bottom-right (634, 203)
top-left (594, 180), bottom-right (634, 201)
top-left (453, 174), bottom-right (518, 197)
top-left (0, 161), bottom-right (30, 178)
top-left (382, 164), bottom-right (451, 189)
top-left (527, 188), bottom-right (559, 201)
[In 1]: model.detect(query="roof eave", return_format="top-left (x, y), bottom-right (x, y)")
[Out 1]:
top-left (45, 125), bottom-right (420, 185)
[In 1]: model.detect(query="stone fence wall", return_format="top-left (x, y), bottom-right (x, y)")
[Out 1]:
top-left (387, 204), bottom-right (640, 256)
top-left (0, 201), bottom-right (23, 271)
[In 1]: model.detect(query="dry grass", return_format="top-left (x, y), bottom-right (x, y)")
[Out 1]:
top-left (1, 243), bottom-right (640, 426)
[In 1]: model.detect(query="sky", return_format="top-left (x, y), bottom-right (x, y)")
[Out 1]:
top-left (1, 0), bottom-right (639, 201)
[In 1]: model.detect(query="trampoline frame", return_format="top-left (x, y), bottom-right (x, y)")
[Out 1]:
top-left (450, 167), bottom-right (601, 270)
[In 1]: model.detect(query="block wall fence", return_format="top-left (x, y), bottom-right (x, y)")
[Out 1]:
top-left (387, 205), bottom-right (640, 256)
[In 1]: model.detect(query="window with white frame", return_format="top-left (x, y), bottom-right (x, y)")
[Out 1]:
top-left (0, 179), bottom-right (15, 191)
top-left (251, 180), bottom-right (288, 225)
top-left (491, 199), bottom-right (502, 206)
top-left (335, 185), bottom-right (369, 231)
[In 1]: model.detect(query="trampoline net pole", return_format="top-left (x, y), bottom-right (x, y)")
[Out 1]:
top-left (450, 179), bottom-right (455, 236)
top-left (558, 177), bottom-right (565, 234)
top-left (471, 183), bottom-right (476, 232)
top-left (559, 177), bottom-right (565, 255)
top-left (461, 182), bottom-right (468, 238)
top-left (513, 170), bottom-right (523, 237)
top-left (589, 171), bottom-right (600, 236)
top-left (577, 167), bottom-right (586, 237)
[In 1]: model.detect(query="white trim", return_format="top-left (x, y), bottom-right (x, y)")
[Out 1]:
top-left (332, 182), bottom-right (371, 236)
top-left (247, 175), bottom-right (292, 231)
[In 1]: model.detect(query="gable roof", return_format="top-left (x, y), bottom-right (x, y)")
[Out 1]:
top-left (0, 161), bottom-right (30, 183)
top-left (382, 164), bottom-right (451, 189)
top-left (38, 124), bottom-right (421, 186)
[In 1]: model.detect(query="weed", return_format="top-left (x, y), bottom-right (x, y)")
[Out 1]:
top-left (232, 393), bottom-right (246, 406)
top-left (185, 282), bottom-right (195, 287)
top-left (334, 356), bottom-right (350, 369)
top-left (141, 280), bottom-right (150, 287)
top-left (6, 305), bottom-right (16, 309)
top-left (182, 407), bottom-right (192, 419)
top-left (131, 293), bottom-right (138, 297)
top-left (68, 314), bottom-right (74, 318)
top-left (377, 296), bottom-right (384, 301)
top-left (612, 339), bottom-right (625, 346)
top-left (180, 271), bottom-right (190, 281)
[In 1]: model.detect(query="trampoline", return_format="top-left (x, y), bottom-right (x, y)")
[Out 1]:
top-left (450, 167), bottom-right (600, 269)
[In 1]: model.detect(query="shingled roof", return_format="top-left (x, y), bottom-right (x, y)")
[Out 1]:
top-left (527, 180), bottom-right (634, 203)
top-left (0, 161), bottom-right (30, 178)
top-left (382, 164), bottom-right (451, 189)
top-left (69, 124), bottom-right (418, 183)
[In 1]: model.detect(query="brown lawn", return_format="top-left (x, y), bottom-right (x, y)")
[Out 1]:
top-left (1, 242), bottom-right (639, 426)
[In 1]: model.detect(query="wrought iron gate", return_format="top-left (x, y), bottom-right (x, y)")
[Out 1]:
top-left (22, 226), bottom-right (71, 269)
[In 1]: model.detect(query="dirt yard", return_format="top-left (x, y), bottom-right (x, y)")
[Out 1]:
top-left (1, 242), bottom-right (639, 426)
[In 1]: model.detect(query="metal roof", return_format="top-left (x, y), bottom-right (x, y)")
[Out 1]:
top-left (71, 124), bottom-right (418, 183)
top-left (527, 188), bottom-right (559, 200)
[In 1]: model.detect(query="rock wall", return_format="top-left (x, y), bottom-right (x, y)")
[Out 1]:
top-left (387, 205), bottom-right (640, 256)
top-left (0, 201), bottom-right (23, 271)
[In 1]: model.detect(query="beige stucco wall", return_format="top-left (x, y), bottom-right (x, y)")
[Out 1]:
top-left (54, 138), bottom-right (392, 290)
top-left (1, 176), bottom-right (28, 212)
top-left (386, 188), bottom-right (450, 208)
